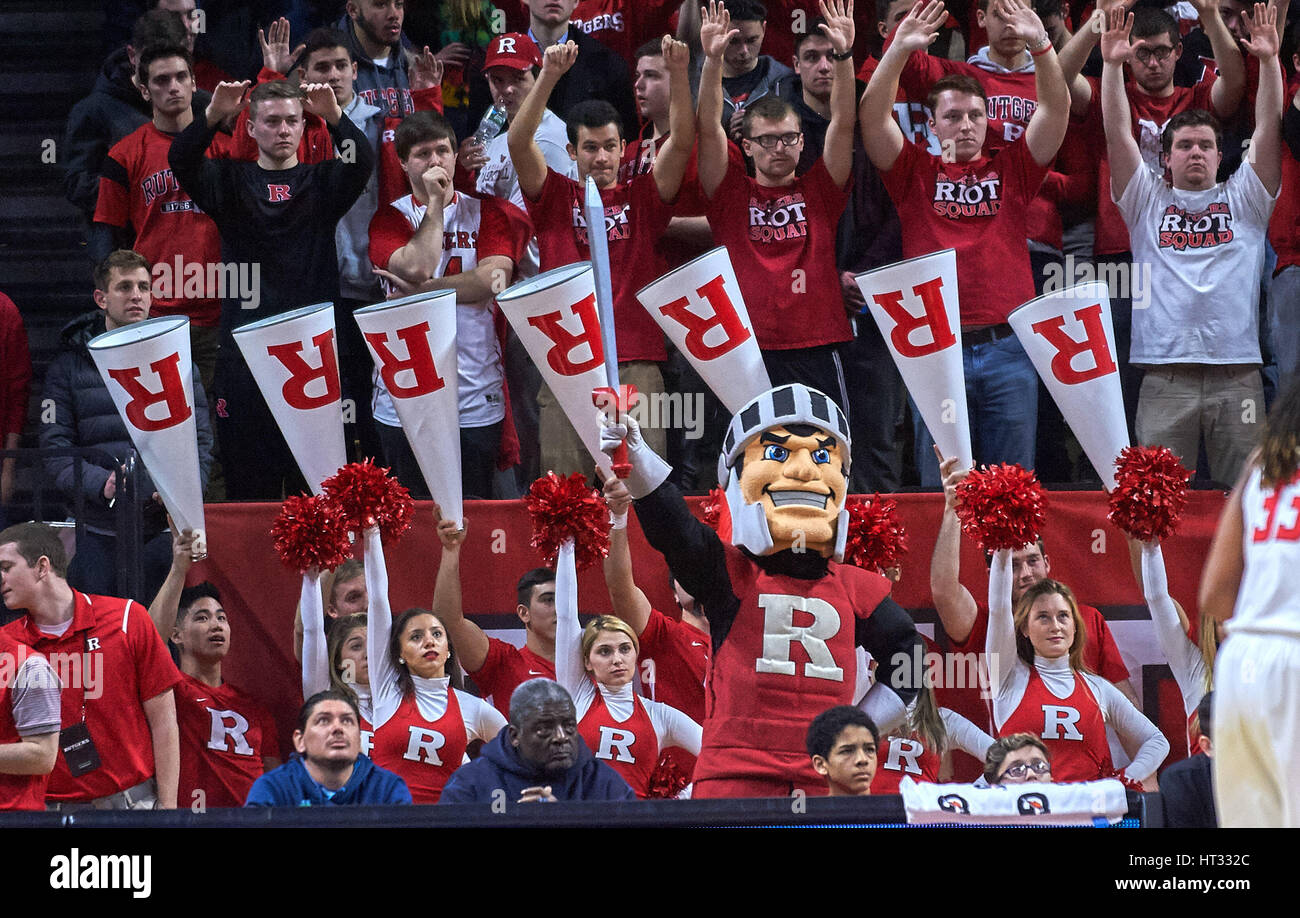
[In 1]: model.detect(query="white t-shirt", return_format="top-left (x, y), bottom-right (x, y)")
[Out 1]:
top-left (477, 108), bottom-right (576, 277)
top-left (1115, 159), bottom-right (1277, 365)
top-left (371, 192), bottom-right (508, 429)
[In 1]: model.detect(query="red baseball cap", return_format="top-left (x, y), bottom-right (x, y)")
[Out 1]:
top-left (484, 33), bottom-right (542, 71)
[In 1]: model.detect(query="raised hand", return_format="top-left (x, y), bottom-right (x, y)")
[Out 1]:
top-left (701, 0), bottom-right (739, 60)
top-left (1241, 0), bottom-right (1280, 59)
top-left (818, 0), bottom-right (856, 55)
top-left (206, 80), bottom-right (252, 124)
top-left (259, 17), bottom-right (305, 75)
top-left (993, 0), bottom-right (1049, 46)
top-left (411, 45), bottom-right (445, 91)
top-left (893, 0), bottom-right (949, 54)
top-left (541, 40), bottom-right (580, 78)
top-left (433, 41), bottom-right (472, 69)
top-left (302, 81), bottom-right (342, 124)
top-left (661, 33), bottom-right (691, 73)
top-left (458, 136), bottom-right (489, 172)
top-left (935, 447), bottom-right (970, 512)
top-left (603, 474), bottom-right (633, 517)
top-left (1099, 6), bottom-right (1134, 63)
top-left (433, 504), bottom-right (467, 551)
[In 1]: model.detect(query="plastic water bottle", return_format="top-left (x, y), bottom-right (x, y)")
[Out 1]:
top-left (471, 104), bottom-right (508, 147)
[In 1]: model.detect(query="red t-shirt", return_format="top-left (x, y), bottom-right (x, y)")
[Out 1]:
top-left (892, 51), bottom-right (1094, 250)
top-left (881, 136), bottom-right (1047, 327)
top-left (527, 168), bottom-right (672, 362)
top-left (94, 122), bottom-right (222, 326)
top-left (468, 637), bottom-right (556, 717)
top-left (571, 0), bottom-right (683, 67)
top-left (1269, 78), bottom-right (1300, 273)
top-left (174, 672), bottom-right (278, 808)
top-left (1085, 76), bottom-right (1217, 256)
top-left (637, 607), bottom-right (708, 723)
top-left (705, 158), bottom-right (853, 350)
top-left (4, 593), bottom-right (182, 803)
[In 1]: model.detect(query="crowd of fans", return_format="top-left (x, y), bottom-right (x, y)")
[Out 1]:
top-left (0, 0), bottom-right (1291, 817)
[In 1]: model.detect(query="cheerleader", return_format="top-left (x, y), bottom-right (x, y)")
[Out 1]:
top-left (1200, 378), bottom-right (1300, 827)
top-left (1135, 540), bottom-right (1219, 752)
top-left (356, 526), bottom-right (505, 803)
top-left (301, 572), bottom-right (374, 756)
top-left (870, 682), bottom-right (994, 792)
top-left (987, 549), bottom-right (1168, 783)
top-left (554, 541), bottom-right (702, 798)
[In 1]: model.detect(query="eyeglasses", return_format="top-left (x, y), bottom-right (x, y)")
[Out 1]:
top-left (1133, 45), bottom-right (1176, 64)
top-left (747, 131), bottom-right (803, 150)
top-left (1000, 759), bottom-right (1052, 779)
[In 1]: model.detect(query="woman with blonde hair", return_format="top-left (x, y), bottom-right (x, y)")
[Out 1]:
top-left (554, 543), bottom-right (702, 797)
top-left (988, 551), bottom-right (1168, 783)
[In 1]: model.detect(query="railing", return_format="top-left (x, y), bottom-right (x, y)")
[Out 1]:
top-left (0, 446), bottom-right (144, 602)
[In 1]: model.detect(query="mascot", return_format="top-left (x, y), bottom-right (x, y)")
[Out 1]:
top-left (603, 383), bottom-right (921, 799)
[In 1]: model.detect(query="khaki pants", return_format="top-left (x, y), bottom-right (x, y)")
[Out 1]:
top-left (1135, 364), bottom-right (1263, 485)
top-left (537, 361), bottom-right (666, 481)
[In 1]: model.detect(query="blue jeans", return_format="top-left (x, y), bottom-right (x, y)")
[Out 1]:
top-left (912, 333), bottom-right (1038, 486)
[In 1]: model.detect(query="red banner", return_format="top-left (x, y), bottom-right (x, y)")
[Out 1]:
top-left (197, 490), bottom-right (1226, 765)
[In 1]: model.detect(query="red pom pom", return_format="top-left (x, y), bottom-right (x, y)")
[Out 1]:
top-left (955, 463), bottom-right (1048, 551)
top-left (271, 495), bottom-right (353, 573)
top-left (843, 495), bottom-right (908, 574)
top-left (645, 752), bottom-right (691, 799)
top-left (524, 472), bottom-right (611, 570)
top-left (321, 460), bottom-right (414, 542)
top-left (700, 487), bottom-right (726, 532)
top-left (1108, 446), bottom-right (1191, 541)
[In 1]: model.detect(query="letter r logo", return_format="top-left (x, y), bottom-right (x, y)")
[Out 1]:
top-left (106, 352), bottom-right (193, 431)
top-left (497, 36), bottom-right (516, 54)
top-left (1030, 303), bottom-right (1117, 385)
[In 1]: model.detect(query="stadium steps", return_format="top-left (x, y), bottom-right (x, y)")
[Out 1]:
top-left (0, 0), bottom-right (104, 500)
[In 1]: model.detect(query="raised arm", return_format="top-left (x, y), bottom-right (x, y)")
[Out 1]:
top-left (168, 80), bottom-right (251, 216)
top-left (299, 569), bottom-right (331, 698)
top-left (601, 475), bottom-right (653, 636)
top-left (508, 41), bottom-right (578, 202)
top-left (1199, 468), bottom-right (1250, 621)
top-left (1100, 8), bottom-right (1142, 199)
top-left (148, 523), bottom-right (195, 639)
top-left (859, 0), bottom-right (947, 171)
top-left (553, 539), bottom-right (588, 700)
top-left (931, 454), bottom-right (979, 642)
top-left (986, 548), bottom-right (1018, 697)
top-left (362, 526), bottom-right (400, 724)
top-left (1140, 541), bottom-right (1208, 716)
top-left (1243, 0), bottom-right (1283, 194)
top-left (992, 0), bottom-right (1069, 165)
top-left (696, 1), bottom-right (739, 199)
top-left (820, 0), bottom-right (858, 188)
top-left (430, 508), bottom-right (491, 673)
top-left (653, 34), bottom-right (697, 203)
top-left (1195, 0), bottom-right (1247, 120)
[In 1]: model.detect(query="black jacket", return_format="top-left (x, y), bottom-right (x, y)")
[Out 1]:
top-left (547, 26), bottom-right (639, 142)
top-left (439, 729), bottom-right (635, 804)
top-left (39, 311), bottom-right (213, 534)
top-left (1160, 753), bottom-right (1217, 828)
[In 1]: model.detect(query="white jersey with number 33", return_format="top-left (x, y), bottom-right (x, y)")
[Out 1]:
top-left (1234, 466), bottom-right (1300, 638)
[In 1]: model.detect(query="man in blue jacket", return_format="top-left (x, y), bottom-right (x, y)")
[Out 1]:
top-left (440, 679), bottom-right (635, 804)
top-left (246, 691), bottom-right (411, 807)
